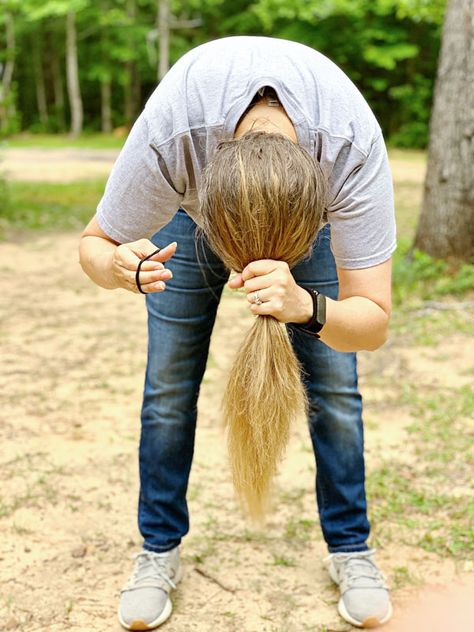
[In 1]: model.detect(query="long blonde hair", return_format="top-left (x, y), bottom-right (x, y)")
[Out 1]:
top-left (199, 131), bottom-right (327, 519)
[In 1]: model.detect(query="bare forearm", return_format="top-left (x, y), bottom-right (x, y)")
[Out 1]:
top-left (319, 296), bottom-right (389, 352)
top-left (79, 235), bottom-right (120, 289)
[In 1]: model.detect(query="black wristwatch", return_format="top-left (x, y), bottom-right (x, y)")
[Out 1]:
top-left (290, 287), bottom-right (327, 338)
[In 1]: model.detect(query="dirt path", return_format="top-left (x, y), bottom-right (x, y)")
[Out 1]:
top-left (0, 147), bottom-right (425, 184)
top-left (0, 150), bottom-right (472, 631)
top-left (1, 148), bottom-right (119, 182)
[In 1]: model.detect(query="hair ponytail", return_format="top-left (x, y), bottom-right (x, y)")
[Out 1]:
top-left (200, 131), bottom-right (327, 519)
top-left (224, 315), bottom-right (307, 518)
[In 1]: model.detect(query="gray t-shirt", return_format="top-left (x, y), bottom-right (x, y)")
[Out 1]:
top-left (97, 36), bottom-right (396, 269)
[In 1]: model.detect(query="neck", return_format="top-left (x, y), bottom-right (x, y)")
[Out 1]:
top-left (234, 100), bottom-right (298, 142)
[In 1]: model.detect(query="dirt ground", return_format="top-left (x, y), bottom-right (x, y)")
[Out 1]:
top-left (1, 148), bottom-right (120, 182)
top-left (0, 149), bottom-right (473, 631)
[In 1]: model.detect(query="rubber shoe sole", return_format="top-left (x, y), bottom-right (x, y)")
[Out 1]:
top-left (117, 565), bottom-right (183, 630)
top-left (338, 597), bottom-right (393, 629)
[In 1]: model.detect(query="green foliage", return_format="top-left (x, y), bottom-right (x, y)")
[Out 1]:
top-left (244, 0), bottom-right (445, 148)
top-left (1, 0), bottom-right (447, 146)
top-left (392, 239), bottom-right (474, 306)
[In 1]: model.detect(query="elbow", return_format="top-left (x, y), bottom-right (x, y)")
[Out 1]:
top-left (364, 316), bottom-right (390, 351)
top-left (78, 236), bottom-right (89, 272)
top-left (364, 332), bottom-right (388, 352)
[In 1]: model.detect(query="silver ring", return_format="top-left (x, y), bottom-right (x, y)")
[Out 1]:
top-left (254, 291), bottom-right (263, 306)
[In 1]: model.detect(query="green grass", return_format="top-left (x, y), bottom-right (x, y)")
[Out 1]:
top-left (271, 554), bottom-right (297, 567)
top-left (2, 132), bottom-right (125, 150)
top-left (0, 179), bottom-right (105, 235)
top-left (392, 238), bottom-right (474, 308)
top-left (367, 385), bottom-right (474, 559)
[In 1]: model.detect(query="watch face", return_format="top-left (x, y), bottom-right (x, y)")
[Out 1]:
top-left (316, 292), bottom-right (326, 325)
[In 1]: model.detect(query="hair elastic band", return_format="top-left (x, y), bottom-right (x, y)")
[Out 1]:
top-left (135, 247), bottom-right (162, 294)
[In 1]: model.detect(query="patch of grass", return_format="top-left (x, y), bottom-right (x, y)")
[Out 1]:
top-left (405, 385), bottom-right (474, 464)
top-left (0, 480), bottom-right (59, 518)
top-left (390, 158), bottom-right (474, 318)
top-left (0, 179), bottom-right (105, 235)
top-left (0, 453), bottom-right (67, 518)
top-left (271, 554), bottom-right (297, 567)
top-left (391, 565), bottom-right (421, 589)
top-left (391, 308), bottom-right (473, 346)
top-left (284, 517), bottom-right (315, 543)
top-left (390, 239), bottom-right (474, 345)
top-left (2, 132), bottom-right (125, 149)
top-left (393, 182), bottom-right (423, 239)
top-left (188, 542), bottom-right (217, 565)
top-left (367, 386), bottom-right (474, 559)
top-left (65, 600), bottom-right (75, 616)
top-left (392, 239), bottom-right (474, 308)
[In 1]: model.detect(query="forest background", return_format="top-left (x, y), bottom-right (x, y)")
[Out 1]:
top-left (0, 0), bottom-right (447, 148)
top-left (1, 1), bottom-right (474, 630)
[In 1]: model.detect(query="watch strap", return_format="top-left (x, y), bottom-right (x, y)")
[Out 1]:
top-left (290, 287), bottom-right (326, 338)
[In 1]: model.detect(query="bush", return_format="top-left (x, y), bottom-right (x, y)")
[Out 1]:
top-left (393, 240), bottom-right (474, 305)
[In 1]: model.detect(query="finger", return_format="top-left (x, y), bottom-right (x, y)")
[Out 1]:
top-left (148, 241), bottom-right (177, 264)
top-left (241, 259), bottom-right (286, 281)
top-left (136, 268), bottom-right (173, 287)
top-left (117, 242), bottom-right (177, 273)
top-left (228, 273), bottom-right (244, 289)
top-left (137, 280), bottom-right (168, 294)
top-left (248, 300), bottom-right (280, 317)
top-left (127, 238), bottom-right (168, 260)
top-left (133, 259), bottom-right (165, 272)
top-left (243, 272), bottom-right (278, 294)
top-left (116, 244), bottom-right (146, 272)
top-left (246, 287), bottom-right (272, 304)
top-left (127, 272), bottom-right (169, 294)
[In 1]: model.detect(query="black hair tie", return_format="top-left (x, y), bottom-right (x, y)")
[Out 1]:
top-left (135, 248), bottom-right (162, 294)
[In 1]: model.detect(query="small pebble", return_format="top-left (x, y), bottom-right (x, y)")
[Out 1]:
top-left (71, 544), bottom-right (87, 558)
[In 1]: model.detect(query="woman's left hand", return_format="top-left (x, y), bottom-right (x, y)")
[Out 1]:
top-left (228, 260), bottom-right (313, 324)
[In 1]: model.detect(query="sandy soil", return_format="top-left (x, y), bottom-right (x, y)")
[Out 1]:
top-left (1, 148), bottom-right (120, 182)
top-left (0, 150), bottom-right (472, 632)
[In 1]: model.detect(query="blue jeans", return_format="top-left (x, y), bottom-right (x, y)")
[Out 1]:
top-left (139, 209), bottom-right (370, 554)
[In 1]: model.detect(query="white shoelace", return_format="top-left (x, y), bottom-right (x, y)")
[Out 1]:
top-left (123, 551), bottom-right (177, 592)
top-left (326, 550), bottom-right (388, 590)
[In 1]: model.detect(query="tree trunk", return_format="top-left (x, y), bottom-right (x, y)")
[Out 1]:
top-left (414, 0), bottom-right (474, 261)
top-left (101, 78), bottom-right (112, 133)
top-left (158, 0), bottom-right (170, 81)
top-left (100, 1), bottom-right (112, 133)
top-left (124, 0), bottom-right (140, 126)
top-left (1, 12), bottom-right (15, 92)
top-left (124, 61), bottom-right (141, 127)
top-left (0, 11), bottom-right (16, 133)
top-left (33, 37), bottom-right (49, 126)
top-left (50, 29), bottom-right (66, 131)
top-left (66, 11), bottom-right (83, 137)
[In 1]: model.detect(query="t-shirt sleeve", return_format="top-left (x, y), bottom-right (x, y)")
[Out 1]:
top-left (327, 134), bottom-right (396, 269)
top-left (96, 112), bottom-right (183, 244)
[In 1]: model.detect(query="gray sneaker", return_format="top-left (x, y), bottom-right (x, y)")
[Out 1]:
top-left (325, 549), bottom-right (392, 628)
top-left (118, 547), bottom-right (182, 630)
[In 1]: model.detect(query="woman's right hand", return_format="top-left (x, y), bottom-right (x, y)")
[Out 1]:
top-left (111, 239), bottom-right (177, 294)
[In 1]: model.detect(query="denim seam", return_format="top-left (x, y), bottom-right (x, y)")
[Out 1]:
top-left (143, 541), bottom-right (181, 554)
